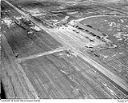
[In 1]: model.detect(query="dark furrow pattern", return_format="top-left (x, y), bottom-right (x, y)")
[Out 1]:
top-left (20, 51), bottom-right (127, 98)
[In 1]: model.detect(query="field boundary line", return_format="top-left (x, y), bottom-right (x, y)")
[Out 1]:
top-left (16, 46), bottom-right (69, 63)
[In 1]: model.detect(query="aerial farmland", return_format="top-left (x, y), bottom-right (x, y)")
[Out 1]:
top-left (1, 0), bottom-right (128, 99)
